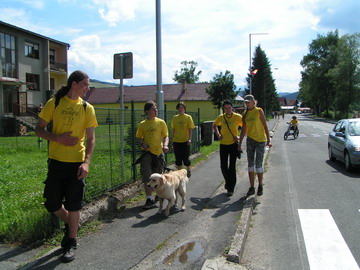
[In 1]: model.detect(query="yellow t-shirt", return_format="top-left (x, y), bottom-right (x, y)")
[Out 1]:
top-left (243, 107), bottom-right (266, 142)
top-left (39, 96), bottom-right (98, 162)
top-left (290, 119), bottom-right (299, 126)
top-left (171, 114), bottom-right (195, 143)
top-left (136, 117), bottom-right (169, 156)
top-left (214, 113), bottom-right (242, 145)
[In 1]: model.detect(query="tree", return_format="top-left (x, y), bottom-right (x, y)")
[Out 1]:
top-left (327, 33), bottom-right (360, 117)
top-left (248, 45), bottom-right (279, 115)
top-left (206, 70), bottom-right (237, 109)
top-left (300, 30), bottom-right (340, 116)
top-left (173, 60), bottom-right (202, 83)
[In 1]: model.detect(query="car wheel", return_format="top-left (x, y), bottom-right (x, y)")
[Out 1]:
top-left (344, 151), bottom-right (352, 171)
top-left (328, 145), bottom-right (336, 161)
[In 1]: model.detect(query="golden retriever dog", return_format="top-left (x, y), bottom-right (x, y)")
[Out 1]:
top-left (148, 169), bottom-right (189, 217)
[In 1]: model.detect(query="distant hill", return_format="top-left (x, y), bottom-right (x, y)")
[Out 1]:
top-left (278, 92), bottom-right (299, 99)
top-left (90, 79), bottom-right (118, 88)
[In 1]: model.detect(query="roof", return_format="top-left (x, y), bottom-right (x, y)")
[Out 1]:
top-left (0, 77), bottom-right (25, 85)
top-left (0, 20), bottom-right (70, 48)
top-left (85, 83), bottom-right (211, 104)
top-left (287, 99), bottom-right (298, 106)
top-left (278, 97), bottom-right (298, 106)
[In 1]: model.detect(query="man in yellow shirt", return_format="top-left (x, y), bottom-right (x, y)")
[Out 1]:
top-left (136, 100), bottom-right (169, 209)
top-left (35, 70), bottom-right (98, 262)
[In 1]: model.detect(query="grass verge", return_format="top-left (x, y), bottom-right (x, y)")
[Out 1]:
top-left (0, 135), bottom-right (219, 245)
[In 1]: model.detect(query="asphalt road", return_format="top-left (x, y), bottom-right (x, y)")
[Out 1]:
top-left (241, 115), bottom-right (360, 270)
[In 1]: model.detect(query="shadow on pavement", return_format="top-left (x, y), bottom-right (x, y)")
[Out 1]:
top-left (19, 248), bottom-right (63, 270)
top-left (0, 246), bottom-right (32, 262)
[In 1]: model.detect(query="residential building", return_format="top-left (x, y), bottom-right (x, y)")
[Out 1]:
top-left (85, 82), bottom-right (235, 121)
top-left (0, 21), bottom-right (69, 135)
top-left (278, 97), bottom-right (299, 111)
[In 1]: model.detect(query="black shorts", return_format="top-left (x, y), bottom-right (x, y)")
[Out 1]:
top-left (43, 159), bottom-right (85, 212)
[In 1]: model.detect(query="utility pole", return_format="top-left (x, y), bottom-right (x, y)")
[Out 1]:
top-left (156, 0), bottom-right (164, 119)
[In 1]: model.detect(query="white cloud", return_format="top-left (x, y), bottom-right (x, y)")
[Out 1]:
top-left (0, 8), bottom-right (28, 23)
top-left (69, 35), bottom-right (112, 76)
top-left (92, 0), bottom-right (140, 26)
top-left (14, 0), bottom-right (44, 9)
top-left (3, 0), bottom-right (357, 93)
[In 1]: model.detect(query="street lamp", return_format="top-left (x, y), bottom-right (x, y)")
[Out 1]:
top-left (156, 0), bottom-right (164, 119)
top-left (249, 33), bottom-right (268, 95)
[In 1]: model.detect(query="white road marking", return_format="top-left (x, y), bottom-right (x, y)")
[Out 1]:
top-left (298, 209), bottom-right (359, 270)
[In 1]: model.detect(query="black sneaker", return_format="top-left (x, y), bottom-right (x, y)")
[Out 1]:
top-left (186, 167), bottom-right (191, 178)
top-left (246, 186), bottom-right (255, 196)
top-left (227, 191), bottom-right (234, 197)
top-left (143, 198), bottom-right (155, 209)
top-left (154, 195), bottom-right (159, 204)
top-left (61, 238), bottom-right (77, 263)
top-left (61, 224), bottom-right (69, 248)
top-left (257, 184), bottom-right (263, 196)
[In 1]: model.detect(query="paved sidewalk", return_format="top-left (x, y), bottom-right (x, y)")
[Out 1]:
top-left (1, 119), bottom-right (278, 270)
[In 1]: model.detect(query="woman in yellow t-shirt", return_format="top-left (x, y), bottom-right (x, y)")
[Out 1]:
top-left (239, 95), bottom-right (272, 197)
top-left (213, 100), bottom-right (243, 196)
top-left (171, 102), bottom-right (195, 177)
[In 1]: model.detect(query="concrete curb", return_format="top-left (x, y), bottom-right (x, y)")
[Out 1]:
top-left (226, 119), bottom-right (278, 264)
top-left (226, 196), bottom-right (255, 263)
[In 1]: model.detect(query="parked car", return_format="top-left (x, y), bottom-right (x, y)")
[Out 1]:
top-left (328, 118), bottom-right (360, 171)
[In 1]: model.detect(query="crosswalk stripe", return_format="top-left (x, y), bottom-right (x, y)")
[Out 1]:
top-left (290, 133), bottom-right (324, 137)
top-left (298, 209), bottom-right (359, 270)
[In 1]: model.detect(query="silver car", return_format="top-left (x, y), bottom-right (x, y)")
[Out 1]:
top-left (328, 118), bottom-right (360, 171)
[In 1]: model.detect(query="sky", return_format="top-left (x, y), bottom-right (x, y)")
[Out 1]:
top-left (1, 0), bottom-right (359, 93)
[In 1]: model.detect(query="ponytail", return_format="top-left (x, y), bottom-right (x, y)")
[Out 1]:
top-left (54, 70), bottom-right (89, 99)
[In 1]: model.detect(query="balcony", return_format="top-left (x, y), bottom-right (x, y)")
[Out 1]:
top-left (50, 60), bottom-right (67, 73)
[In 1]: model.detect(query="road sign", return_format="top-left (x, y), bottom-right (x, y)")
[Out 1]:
top-left (113, 52), bottom-right (133, 79)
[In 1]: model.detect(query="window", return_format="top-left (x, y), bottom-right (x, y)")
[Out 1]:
top-left (334, 121), bottom-right (342, 132)
top-left (26, 73), bottom-right (40, 91)
top-left (50, 78), bottom-right (55, 90)
top-left (349, 122), bottom-right (360, 136)
top-left (24, 41), bottom-right (39, 59)
top-left (49, 49), bottom-right (55, 64)
top-left (339, 122), bottom-right (346, 133)
top-left (0, 32), bottom-right (17, 78)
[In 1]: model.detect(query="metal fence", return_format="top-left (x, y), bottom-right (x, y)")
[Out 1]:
top-left (1, 102), bottom-right (200, 201)
top-left (79, 102), bottom-right (201, 200)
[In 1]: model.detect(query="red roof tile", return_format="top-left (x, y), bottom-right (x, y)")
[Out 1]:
top-left (85, 83), bottom-right (211, 104)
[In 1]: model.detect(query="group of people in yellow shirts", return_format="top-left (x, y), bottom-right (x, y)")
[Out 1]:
top-left (36, 72), bottom-right (272, 263)
top-left (136, 94), bottom-right (273, 209)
